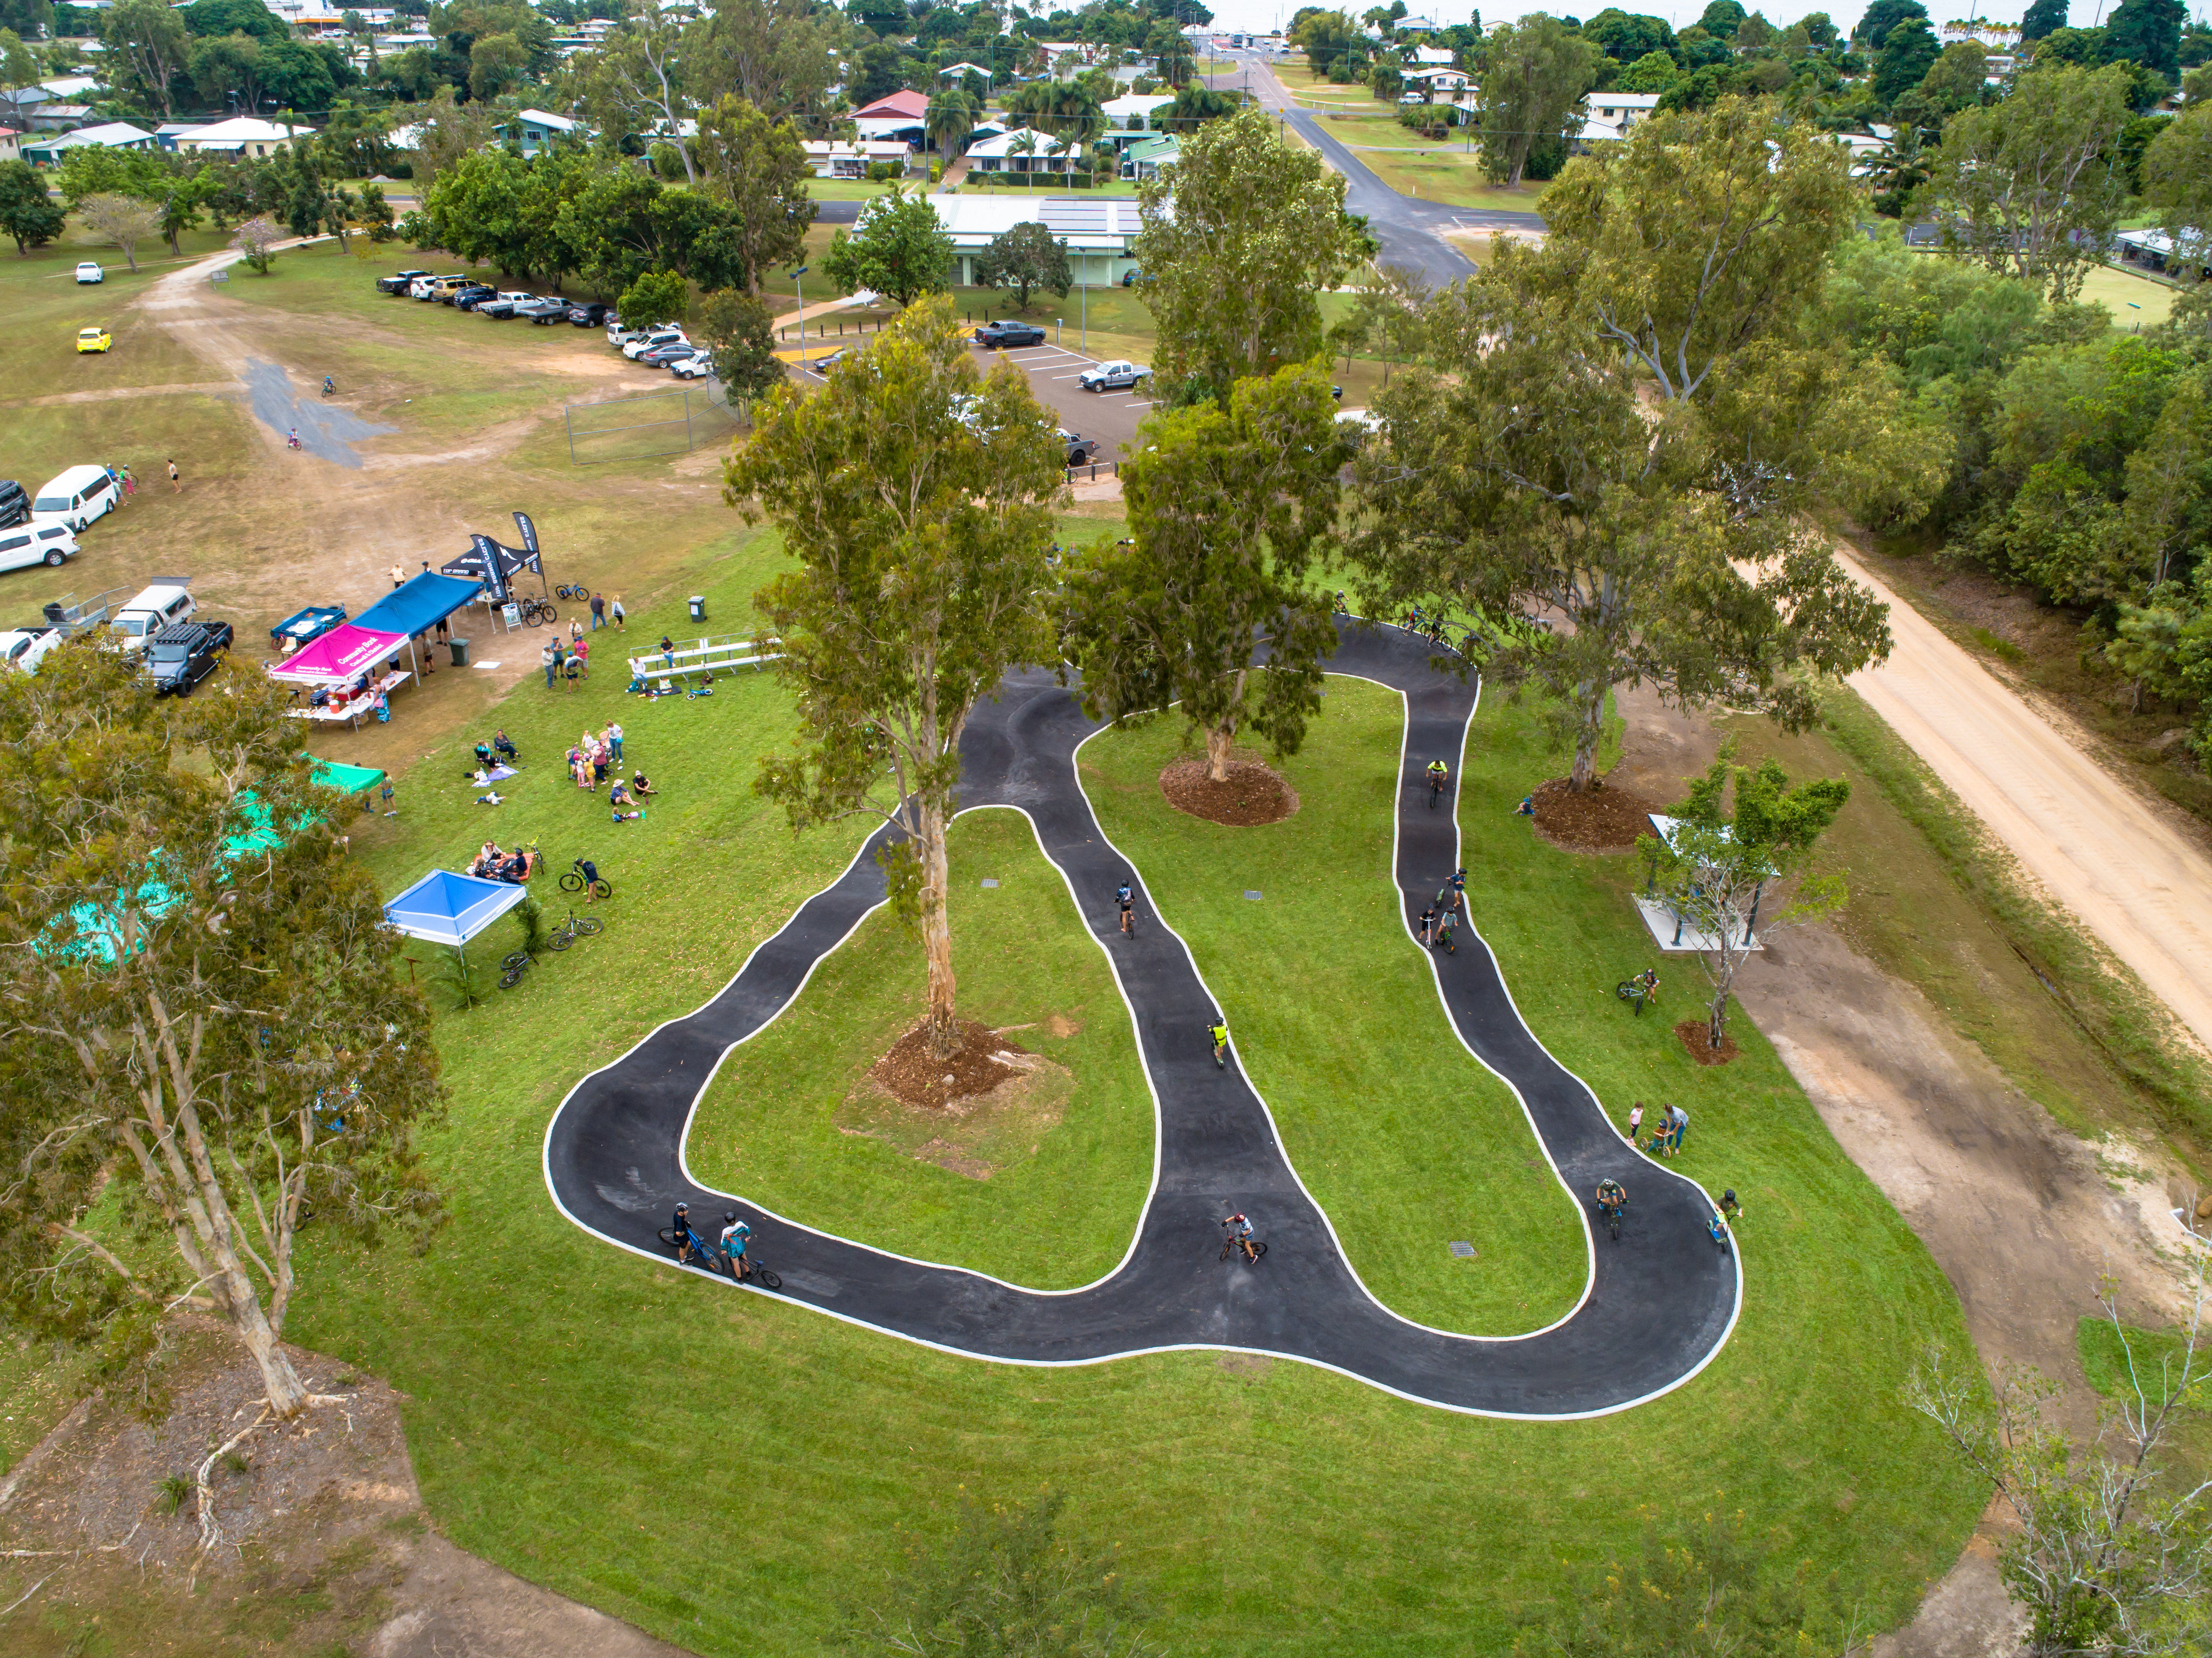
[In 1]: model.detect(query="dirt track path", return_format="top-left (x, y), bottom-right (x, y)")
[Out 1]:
top-left (1838, 550), bottom-right (2212, 1054)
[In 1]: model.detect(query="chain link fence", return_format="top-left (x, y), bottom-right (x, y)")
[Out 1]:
top-left (563, 381), bottom-right (747, 466)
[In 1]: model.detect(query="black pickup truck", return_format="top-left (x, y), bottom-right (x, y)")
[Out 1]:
top-left (146, 620), bottom-right (233, 697)
top-left (377, 268), bottom-right (431, 295)
top-left (973, 319), bottom-right (1047, 348)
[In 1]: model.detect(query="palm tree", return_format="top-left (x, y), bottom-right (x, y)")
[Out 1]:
top-left (1008, 130), bottom-right (1037, 192)
top-left (1045, 82), bottom-right (1106, 145)
top-left (927, 89), bottom-right (978, 172)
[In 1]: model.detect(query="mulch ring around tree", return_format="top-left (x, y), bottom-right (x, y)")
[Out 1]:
top-left (1529, 776), bottom-right (1658, 854)
top-left (870, 1016), bottom-right (1037, 1109)
top-left (1159, 758), bottom-right (1301, 827)
top-left (1674, 1018), bottom-right (1741, 1066)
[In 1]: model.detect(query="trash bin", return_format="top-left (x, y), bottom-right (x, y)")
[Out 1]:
top-left (688, 595), bottom-right (706, 622)
top-left (448, 637), bottom-right (471, 668)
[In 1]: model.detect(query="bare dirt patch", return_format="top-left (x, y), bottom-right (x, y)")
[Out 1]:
top-left (1045, 1013), bottom-right (1082, 1039)
top-left (868, 1016), bottom-right (1036, 1110)
top-left (0, 1315), bottom-right (689, 1658)
top-left (1529, 775), bottom-right (1658, 853)
top-left (1672, 1017), bottom-right (1740, 1066)
top-left (1159, 758), bottom-right (1301, 827)
top-left (841, 1041), bottom-right (1073, 1180)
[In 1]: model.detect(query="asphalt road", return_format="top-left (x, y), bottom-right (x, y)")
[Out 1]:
top-left (969, 338), bottom-right (1153, 461)
top-left (542, 623), bottom-right (1740, 1417)
top-left (1212, 50), bottom-right (1543, 290)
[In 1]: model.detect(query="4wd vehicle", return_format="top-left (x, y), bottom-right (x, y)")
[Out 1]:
top-left (0, 480), bottom-right (26, 528)
top-left (144, 619), bottom-right (232, 697)
top-left (108, 578), bottom-right (195, 652)
top-left (75, 262), bottom-right (102, 284)
top-left (1077, 359), bottom-right (1150, 392)
top-left (0, 520), bottom-right (76, 572)
top-left (0, 627), bottom-right (64, 674)
top-left (522, 297), bottom-right (570, 323)
top-left (1060, 429), bottom-right (1099, 466)
top-left (451, 283), bottom-right (499, 310)
top-left (567, 302), bottom-right (608, 326)
top-left (624, 328), bottom-right (687, 360)
top-left (973, 320), bottom-right (1046, 348)
top-left (407, 274), bottom-right (460, 299)
top-left (477, 291), bottom-right (535, 318)
top-left (669, 349), bottom-right (716, 379)
top-left (420, 275), bottom-right (472, 302)
top-left (378, 268), bottom-right (431, 294)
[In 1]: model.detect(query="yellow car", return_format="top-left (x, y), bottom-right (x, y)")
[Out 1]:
top-left (76, 326), bottom-right (112, 353)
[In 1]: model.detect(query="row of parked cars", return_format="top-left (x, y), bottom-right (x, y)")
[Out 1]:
top-left (0, 462), bottom-right (127, 581)
top-left (606, 318), bottom-right (717, 380)
top-left (0, 577), bottom-right (230, 696)
top-left (376, 267), bottom-right (612, 326)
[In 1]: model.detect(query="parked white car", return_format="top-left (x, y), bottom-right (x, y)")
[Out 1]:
top-left (1078, 359), bottom-right (1150, 392)
top-left (668, 350), bottom-right (716, 380)
top-left (75, 261), bottom-right (102, 284)
top-left (109, 579), bottom-right (196, 652)
top-left (0, 520), bottom-right (77, 572)
top-left (0, 627), bottom-right (65, 673)
top-left (623, 328), bottom-right (687, 360)
top-left (31, 465), bottom-right (120, 532)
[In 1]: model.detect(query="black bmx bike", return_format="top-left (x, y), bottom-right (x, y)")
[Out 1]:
top-left (516, 595), bottom-right (558, 628)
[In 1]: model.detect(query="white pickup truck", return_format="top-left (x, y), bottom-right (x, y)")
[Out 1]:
top-left (1078, 359), bottom-right (1151, 392)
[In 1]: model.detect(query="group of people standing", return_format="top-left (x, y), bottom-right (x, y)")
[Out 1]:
top-left (1626, 1100), bottom-right (1690, 1157)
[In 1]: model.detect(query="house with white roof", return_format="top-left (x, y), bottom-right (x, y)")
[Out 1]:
top-left (495, 108), bottom-right (584, 154)
top-left (1582, 91), bottom-right (1660, 129)
top-left (1406, 66), bottom-right (1472, 95)
top-left (1101, 92), bottom-right (1176, 137)
top-left (1407, 44), bottom-right (1455, 64)
top-left (906, 193), bottom-right (1144, 287)
top-left (937, 61), bottom-right (992, 82)
top-left (174, 117), bottom-right (311, 158)
top-left (38, 76), bottom-right (102, 100)
top-left (801, 138), bottom-right (914, 178)
top-left (21, 121), bottom-right (155, 165)
top-left (963, 125), bottom-right (1081, 179)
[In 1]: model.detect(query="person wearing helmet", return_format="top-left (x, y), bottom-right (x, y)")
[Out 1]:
top-left (671, 1200), bottom-right (701, 1265)
top-left (1426, 757), bottom-right (1449, 809)
top-left (1207, 1017), bottom-right (1229, 1069)
top-left (719, 1211), bottom-right (753, 1280)
top-left (1116, 879), bottom-right (1134, 936)
top-left (1595, 1178), bottom-right (1628, 1241)
top-left (1219, 1211), bottom-right (1258, 1262)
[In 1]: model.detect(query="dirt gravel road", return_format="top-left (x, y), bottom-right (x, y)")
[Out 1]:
top-left (1838, 549), bottom-right (2212, 1054)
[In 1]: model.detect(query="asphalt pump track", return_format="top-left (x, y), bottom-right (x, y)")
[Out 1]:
top-left (542, 621), bottom-right (1741, 1417)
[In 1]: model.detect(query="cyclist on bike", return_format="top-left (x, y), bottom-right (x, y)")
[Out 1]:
top-left (672, 1201), bottom-right (702, 1265)
top-left (1116, 880), bottom-right (1133, 934)
top-left (719, 1211), bottom-right (752, 1279)
top-left (322, 374), bottom-right (336, 397)
top-left (1221, 1212), bottom-right (1255, 1261)
top-left (1426, 758), bottom-right (1449, 803)
top-left (1207, 1017), bottom-right (1229, 1069)
top-left (1595, 1178), bottom-right (1627, 1223)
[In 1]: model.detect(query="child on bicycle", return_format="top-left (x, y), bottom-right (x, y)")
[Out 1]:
top-left (1220, 1213), bottom-right (1256, 1261)
top-left (1207, 1018), bottom-right (1229, 1069)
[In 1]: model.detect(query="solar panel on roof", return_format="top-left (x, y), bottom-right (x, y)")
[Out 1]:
top-left (1039, 200), bottom-right (1110, 233)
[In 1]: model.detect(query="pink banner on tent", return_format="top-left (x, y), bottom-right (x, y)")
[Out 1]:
top-left (267, 624), bottom-right (408, 684)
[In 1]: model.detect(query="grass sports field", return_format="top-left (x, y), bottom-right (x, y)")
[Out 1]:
top-left (271, 547), bottom-right (1986, 1652)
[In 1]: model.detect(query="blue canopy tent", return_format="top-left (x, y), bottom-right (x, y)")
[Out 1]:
top-left (383, 869), bottom-right (528, 947)
top-left (351, 572), bottom-right (487, 693)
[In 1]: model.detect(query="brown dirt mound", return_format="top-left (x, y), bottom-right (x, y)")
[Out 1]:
top-left (870, 1016), bottom-right (1034, 1109)
top-left (1530, 776), bottom-right (1658, 854)
top-left (1160, 758), bottom-right (1300, 826)
top-left (1674, 1017), bottom-right (1741, 1066)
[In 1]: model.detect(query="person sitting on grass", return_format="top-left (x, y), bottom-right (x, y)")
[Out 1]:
top-left (631, 772), bottom-right (655, 798)
top-left (1513, 794), bottom-right (1535, 816)
top-left (474, 741), bottom-right (495, 769)
top-left (609, 780), bottom-right (635, 810)
top-left (468, 841), bottom-right (500, 877)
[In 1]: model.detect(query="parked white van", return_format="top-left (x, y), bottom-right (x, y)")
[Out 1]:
top-left (0, 521), bottom-right (77, 572)
top-left (109, 579), bottom-right (195, 652)
top-left (32, 465), bottom-right (120, 532)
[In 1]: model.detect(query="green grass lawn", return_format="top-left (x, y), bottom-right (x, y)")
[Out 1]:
top-left (686, 809), bottom-right (1157, 1288)
top-left (2078, 261), bottom-right (2177, 328)
top-left (259, 587), bottom-right (1987, 1654)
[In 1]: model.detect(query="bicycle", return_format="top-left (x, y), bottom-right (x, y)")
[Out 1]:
top-left (729, 1252), bottom-right (782, 1290)
top-left (1615, 972), bottom-right (1659, 1015)
top-left (1426, 769), bottom-right (1449, 810)
top-left (515, 595), bottom-right (558, 628)
top-left (321, 375), bottom-right (336, 398)
top-left (1219, 1228), bottom-right (1266, 1264)
top-left (559, 860), bottom-right (612, 901)
top-left (1595, 1186), bottom-right (1627, 1243)
top-left (498, 949), bottom-right (533, 989)
top-left (554, 582), bottom-right (590, 600)
top-left (546, 909), bottom-right (604, 951)
top-left (653, 1227), bottom-right (782, 1287)
top-left (657, 1225), bottom-right (725, 1274)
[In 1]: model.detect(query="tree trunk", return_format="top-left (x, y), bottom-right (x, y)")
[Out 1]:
top-left (1568, 681), bottom-right (1605, 790)
top-left (1205, 721), bottom-right (1236, 783)
top-left (1707, 984), bottom-right (1729, 1050)
top-left (229, 1290), bottom-right (311, 1417)
top-left (918, 796), bottom-right (958, 1058)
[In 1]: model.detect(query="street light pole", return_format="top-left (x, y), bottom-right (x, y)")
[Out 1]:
top-left (791, 266), bottom-right (808, 352)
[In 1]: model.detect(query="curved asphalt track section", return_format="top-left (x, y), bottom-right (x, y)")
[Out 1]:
top-left (541, 622), bottom-right (1740, 1417)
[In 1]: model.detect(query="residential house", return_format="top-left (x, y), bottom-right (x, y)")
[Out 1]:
top-left (0, 129), bottom-right (19, 164)
top-left (918, 194), bottom-right (1143, 287)
top-left (1119, 134), bottom-right (1178, 179)
top-left (937, 61), bottom-right (992, 83)
top-left (37, 76), bottom-right (103, 101)
top-left (850, 88), bottom-right (929, 143)
top-left (174, 117), bottom-right (311, 159)
top-left (962, 125), bottom-right (1080, 180)
top-left (153, 122), bottom-right (207, 151)
top-left (20, 121), bottom-right (156, 166)
top-left (800, 138), bottom-right (914, 178)
top-left (1581, 91), bottom-right (1659, 130)
top-left (1100, 92), bottom-right (1176, 138)
top-left (28, 105), bottom-right (93, 133)
top-left (494, 108), bottom-right (584, 154)
top-left (1406, 66), bottom-right (1472, 95)
top-left (1407, 44), bottom-right (1455, 64)
top-left (2116, 227), bottom-right (2204, 281)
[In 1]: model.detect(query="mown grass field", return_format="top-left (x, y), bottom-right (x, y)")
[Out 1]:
top-left (240, 588), bottom-right (1988, 1655)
